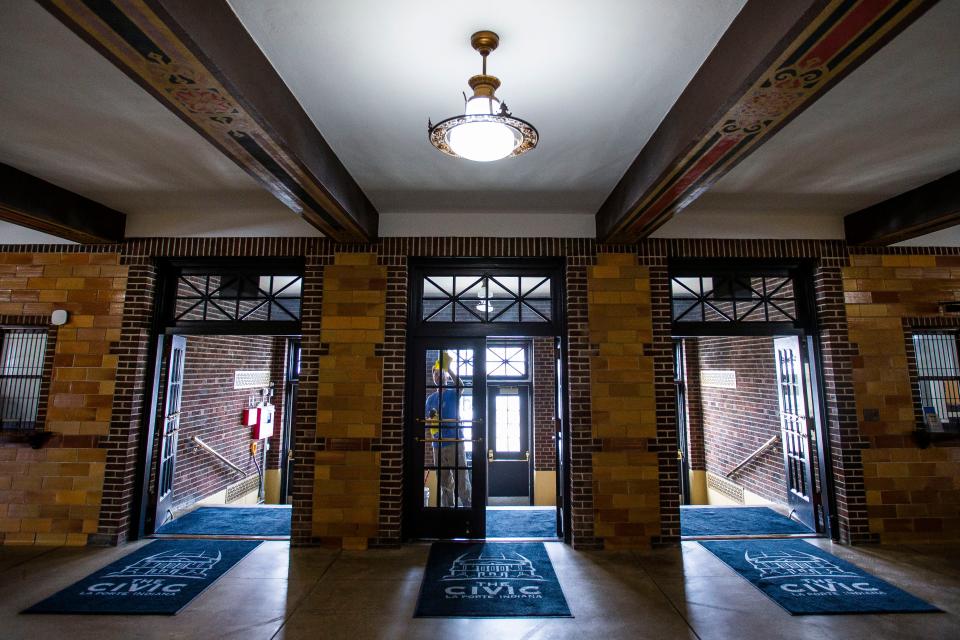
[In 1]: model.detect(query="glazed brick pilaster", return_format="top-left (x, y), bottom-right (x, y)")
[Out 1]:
top-left (312, 253), bottom-right (386, 549)
top-left (0, 252), bottom-right (127, 546)
top-left (843, 252), bottom-right (960, 543)
top-left (588, 253), bottom-right (660, 548)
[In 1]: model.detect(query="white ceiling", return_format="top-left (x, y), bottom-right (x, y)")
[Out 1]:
top-left (228, 0), bottom-right (745, 236)
top-left (0, 0), bottom-right (320, 239)
top-left (1, 0), bottom-right (958, 245)
top-left (654, 0), bottom-right (960, 241)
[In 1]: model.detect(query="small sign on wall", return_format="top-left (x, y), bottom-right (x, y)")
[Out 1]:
top-left (234, 370), bottom-right (271, 390)
top-left (702, 369), bottom-right (737, 389)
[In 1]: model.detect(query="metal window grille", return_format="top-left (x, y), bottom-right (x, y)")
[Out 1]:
top-left (670, 274), bottom-right (797, 323)
top-left (0, 328), bottom-right (48, 432)
top-left (173, 273), bottom-right (302, 322)
top-left (422, 275), bottom-right (552, 323)
top-left (913, 332), bottom-right (960, 428)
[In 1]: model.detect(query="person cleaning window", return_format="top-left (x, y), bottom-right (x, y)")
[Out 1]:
top-left (424, 351), bottom-right (472, 507)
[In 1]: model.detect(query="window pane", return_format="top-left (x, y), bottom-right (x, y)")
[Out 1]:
top-left (914, 333), bottom-right (960, 428)
top-left (495, 395), bottom-right (521, 452)
top-left (0, 329), bottom-right (47, 430)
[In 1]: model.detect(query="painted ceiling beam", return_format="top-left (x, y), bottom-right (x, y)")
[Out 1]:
top-left (596, 0), bottom-right (937, 243)
top-left (39, 0), bottom-right (378, 242)
top-left (0, 163), bottom-right (126, 244)
top-left (844, 170), bottom-right (960, 246)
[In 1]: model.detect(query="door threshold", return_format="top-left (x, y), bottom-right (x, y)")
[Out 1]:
top-left (681, 533), bottom-right (820, 541)
top-left (150, 533), bottom-right (290, 541)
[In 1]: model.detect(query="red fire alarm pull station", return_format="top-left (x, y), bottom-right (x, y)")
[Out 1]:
top-left (241, 407), bottom-right (259, 427)
top-left (251, 404), bottom-right (275, 440)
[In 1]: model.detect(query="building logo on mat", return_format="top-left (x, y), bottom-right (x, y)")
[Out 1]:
top-left (745, 549), bottom-right (884, 597)
top-left (441, 549), bottom-right (545, 600)
top-left (82, 549), bottom-right (223, 598)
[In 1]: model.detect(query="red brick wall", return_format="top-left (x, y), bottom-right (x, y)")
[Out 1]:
top-left (533, 338), bottom-right (556, 471)
top-left (171, 335), bottom-right (286, 511)
top-left (691, 336), bottom-right (787, 504)
top-left (682, 339), bottom-right (705, 471)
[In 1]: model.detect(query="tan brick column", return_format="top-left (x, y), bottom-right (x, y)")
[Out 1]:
top-left (312, 253), bottom-right (385, 549)
top-left (588, 253), bottom-right (660, 548)
top-left (0, 253), bottom-right (127, 546)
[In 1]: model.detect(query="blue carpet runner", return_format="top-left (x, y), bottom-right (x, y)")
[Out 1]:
top-left (156, 506), bottom-right (291, 537)
top-left (415, 542), bottom-right (572, 618)
top-left (23, 539), bottom-right (260, 615)
top-left (700, 539), bottom-right (940, 615)
top-left (487, 508), bottom-right (556, 538)
top-left (681, 506), bottom-right (810, 537)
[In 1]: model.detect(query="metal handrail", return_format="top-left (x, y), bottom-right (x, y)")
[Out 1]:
top-left (726, 435), bottom-right (779, 478)
top-left (192, 436), bottom-right (247, 476)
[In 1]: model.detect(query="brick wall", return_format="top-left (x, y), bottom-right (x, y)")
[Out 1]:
top-left (843, 252), bottom-right (960, 543)
top-left (589, 253), bottom-right (660, 548)
top-left (533, 337), bottom-right (556, 471)
top-left (170, 335), bottom-right (286, 511)
top-left (313, 253), bottom-right (386, 548)
top-left (682, 339), bottom-right (705, 471)
top-left (1, 237), bottom-right (900, 550)
top-left (691, 336), bottom-right (786, 504)
top-left (0, 252), bottom-right (126, 546)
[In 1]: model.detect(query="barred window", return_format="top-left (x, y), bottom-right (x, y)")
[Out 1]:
top-left (0, 328), bottom-right (48, 432)
top-left (913, 331), bottom-right (960, 430)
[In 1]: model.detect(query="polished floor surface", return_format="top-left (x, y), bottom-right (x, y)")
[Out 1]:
top-left (1, 539), bottom-right (957, 639)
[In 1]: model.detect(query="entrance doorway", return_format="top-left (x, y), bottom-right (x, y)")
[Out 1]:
top-left (138, 259), bottom-right (304, 540)
top-left (670, 261), bottom-right (835, 540)
top-left (403, 262), bottom-right (567, 542)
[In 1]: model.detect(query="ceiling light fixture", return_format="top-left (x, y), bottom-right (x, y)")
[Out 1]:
top-left (428, 30), bottom-right (538, 162)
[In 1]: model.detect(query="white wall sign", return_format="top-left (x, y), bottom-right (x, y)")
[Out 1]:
top-left (233, 370), bottom-right (270, 390)
top-left (702, 369), bottom-right (737, 389)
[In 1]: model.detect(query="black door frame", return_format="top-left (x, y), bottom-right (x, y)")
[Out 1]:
top-left (132, 258), bottom-right (304, 539)
top-left (279, 338), bottom-right (301, 504)
top-left (487, 381), bottom-right (533, 501)
top-left (404, 258), bottom-right (570, 542)
top-left (408, 336), bottom-right (488, 539)
top-left (669, 258), bottom-right (838, 540)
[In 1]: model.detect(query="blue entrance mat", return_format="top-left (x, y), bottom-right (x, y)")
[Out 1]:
top-left (487, 508), bottom-right (557, 538)
top-left (415, 542), bottom-right (572, 618)
top-left (681, 506), bottom-right (810, 537)
top-left (700, 539), bottom-right (940, 615)
top-left (156, 506), bottom-right (291, 537)
top-left (23, 539), bottom-right (261, 615)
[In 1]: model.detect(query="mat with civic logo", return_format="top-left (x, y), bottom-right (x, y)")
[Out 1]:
top-left (23, 539), bottom-right (261, 615)
top-left (700, 539), bottom-right (940, 615)
top-left (415, 542), bottom-right (572, 618)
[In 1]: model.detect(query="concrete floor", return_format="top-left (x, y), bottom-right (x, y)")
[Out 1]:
top-left (0, 539), bottom-right (957, 639)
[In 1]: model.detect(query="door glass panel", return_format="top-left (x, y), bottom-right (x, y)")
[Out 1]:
top-left (495, 395), bottom-right (521, 452)
top-left (423, 348), bottom-right (474, 509)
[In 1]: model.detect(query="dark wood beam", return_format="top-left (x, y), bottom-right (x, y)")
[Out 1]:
top-left (0, 163), bottom-right (125, 244)
top-left (844, 170), bottom-right (960, 246)
top-left (39, 0), bottom-right (378, 242)
top-left (597, 0), bottom-right (937, 243)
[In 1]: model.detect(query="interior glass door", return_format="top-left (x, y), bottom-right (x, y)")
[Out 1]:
top-left (774, 335), bottom-right (817, 531)
top-left (410, 338), bottom-right (486, 538)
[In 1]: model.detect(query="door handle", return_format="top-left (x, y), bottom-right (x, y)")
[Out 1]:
top-left (488, 450), bottom-right (530, 462)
